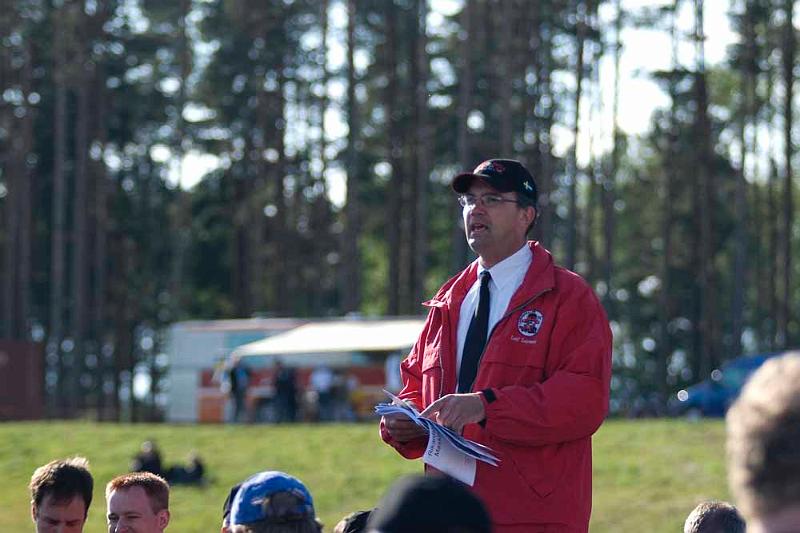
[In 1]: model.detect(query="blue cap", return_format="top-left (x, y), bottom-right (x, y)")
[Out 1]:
top-left (221, 483), bottom-right (241, 527)
top-left (230, 471), bottom-right (315, 526)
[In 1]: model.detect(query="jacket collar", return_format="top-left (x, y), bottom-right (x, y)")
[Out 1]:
top-left (424, 241), bottom-right (555, 310)
top-left (508, 241), bottom-right (555, 309)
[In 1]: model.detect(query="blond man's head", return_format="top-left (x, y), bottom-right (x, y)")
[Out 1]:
top-left (106, 472), bottom-right (170, 532)
top-left (726, 352), bottom-right (800, 531)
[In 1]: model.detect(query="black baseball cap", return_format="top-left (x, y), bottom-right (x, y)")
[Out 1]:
top-left (452, 159), bottom-right (538, 205)
top-left (338, 509), bottom-right (372, 532)
top-left (366, 475), bottom-right (491, 533)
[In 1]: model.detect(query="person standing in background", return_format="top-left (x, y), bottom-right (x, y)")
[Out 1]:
top-left (228, 356), bottom-right (251, 423)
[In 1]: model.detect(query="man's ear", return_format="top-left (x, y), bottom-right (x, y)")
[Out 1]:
top-left (31, 501), bottom-right (38, 523)
top-left (158, 509), bottom-right (170, 529)
top-left (521, 205), bottom-right (536, 227)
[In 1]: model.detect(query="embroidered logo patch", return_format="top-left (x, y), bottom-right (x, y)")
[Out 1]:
top-left (475, 160), bottom-right (506, 174)
top-left (517, 310), bottom-right (543, 337)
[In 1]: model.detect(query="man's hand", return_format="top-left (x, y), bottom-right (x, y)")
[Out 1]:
top-left (419, 393), bottom-right (485, 433)
top-left (382, 413), bottom-right (428, 443)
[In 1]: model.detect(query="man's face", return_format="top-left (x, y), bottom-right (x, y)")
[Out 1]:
top-left (461, 180), bottom-right (535, 267)
top-left (32, 494), bottom-right (88, 533)
top-left (106, 486), bottom-right (169, 533)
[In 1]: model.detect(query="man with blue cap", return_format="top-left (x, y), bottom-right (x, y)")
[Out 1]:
top-left (228, 471), bottom-right (321, 533)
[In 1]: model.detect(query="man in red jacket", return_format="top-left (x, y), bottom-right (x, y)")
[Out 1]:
top-left (379, 159), bottom-right (612, 532)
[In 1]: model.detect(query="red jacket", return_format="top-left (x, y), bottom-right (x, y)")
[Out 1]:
top-left (380, 241), bottom-right (612, 532)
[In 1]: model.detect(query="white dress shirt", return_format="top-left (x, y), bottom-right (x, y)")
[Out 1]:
top-left (456, 244), bottom-right (533, 384)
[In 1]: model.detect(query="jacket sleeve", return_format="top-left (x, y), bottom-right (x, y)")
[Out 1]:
top-left (482, 282), bottom-right (612, 447)
top-left (378, 323), bottom-right (430, 459)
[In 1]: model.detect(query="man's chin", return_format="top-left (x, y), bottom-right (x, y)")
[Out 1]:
top-left (466, 237), bottom-right (484, 254)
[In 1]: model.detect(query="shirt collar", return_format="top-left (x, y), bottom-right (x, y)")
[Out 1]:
top-left (477, 244), bottom-right (532, 291)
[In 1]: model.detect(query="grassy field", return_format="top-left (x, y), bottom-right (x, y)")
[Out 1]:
top-left (0, 419), bottom-right (729, 532)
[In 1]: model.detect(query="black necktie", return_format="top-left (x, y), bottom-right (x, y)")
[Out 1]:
top-left (459, 271), bottom-right (491, 393)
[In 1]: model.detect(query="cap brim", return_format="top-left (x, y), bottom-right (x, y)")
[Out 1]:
top-left (451, 172), bottom-right (515, 194)
top-left (451, 173), bottom-right (481, 193)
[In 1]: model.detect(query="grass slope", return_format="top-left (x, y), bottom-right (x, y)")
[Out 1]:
top-left (1, 419), bottom-right (728, 532)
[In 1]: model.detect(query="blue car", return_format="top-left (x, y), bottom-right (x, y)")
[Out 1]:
top-left (674, 352), bottom-right (782, 417)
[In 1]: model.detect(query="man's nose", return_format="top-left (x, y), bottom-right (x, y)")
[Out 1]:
top-left (467, 200), bottom-right (488, 213)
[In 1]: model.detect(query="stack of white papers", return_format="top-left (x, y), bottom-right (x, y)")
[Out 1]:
top-left (375, 391), bottom-right (499, 486)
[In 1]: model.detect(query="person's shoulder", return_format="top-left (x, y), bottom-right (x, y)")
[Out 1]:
top-left (552, 264), bottom-right (592, 290)
top-left (429, 262), bottom-right (476, 302)
top-left (549, 265), bottom-right (603, 307)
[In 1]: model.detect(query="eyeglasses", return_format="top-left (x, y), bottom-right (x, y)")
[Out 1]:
top-left (457, 194), bottom-right (520, 209)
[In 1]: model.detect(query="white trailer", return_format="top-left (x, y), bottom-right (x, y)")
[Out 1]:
top-left (164, 318), bottom-right (303, 422)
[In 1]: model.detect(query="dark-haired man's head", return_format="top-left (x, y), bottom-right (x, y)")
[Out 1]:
top-left (684, 500), bottom-right (746, 533)
top-left (30, 457), bottom-right (94, 533)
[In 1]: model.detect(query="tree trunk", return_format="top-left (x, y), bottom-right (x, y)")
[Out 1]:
top-left (2, 137), bottom-right (19, 340)
top-left (400, 3), bottom-right (421, 314)
top-left (778, 0), bottom-right (794, 347)
top-left (695, 0), bottom-right (718, 374)
top-left (0, 3), bottom-right (8, 333)
top-left (453, 0), bottom-right (474, 270)
top-left (768, 159), bottom-right (780, 349)
top-left (413, 0), bottom-right (430, 307)
top-left (583, 158), bottom-right (598, 282)
top-left (273, 66), bottom-right (290, 315)
top-left (385, 2), bottom-right (402, 315)
top-left (71, 41), bottom-right (91, 415)
top-left (93, 69), bottom-right (110, 421)
top-left (731, 0), bottom-right (756, 357)
top-left (533, 6), bottom-right (556, 247)
top-left (582, 1), bottom-right (600, 282)
top-left (497, 0), bottom-right (513, 155)
top-left (342, 0), bottom-right (362, 313)
top-left (50, 13), bottom-right (69, 416)
top-left (659, 0), bottom-right (679, 392)
top-left (232, 178), bottom-right (252, 317)
top-left (566, 0), bottom-right (588, 272)
top-left (251, 88), bottom-right (268, 315)
top-left (765, 63), bottom-right (779, 349)
top-left (16, 37), bottom-right (34, 343)
top-left (1, 41), bottom-right (19, 340)
top-left (526, 4), bottom-right (544, 243)
top-left (313, 0), bottom-right (331, 313)
top-left (169, 0), bottom-right (192, 320)
top-left (604, 0), bottom-right (621, 314)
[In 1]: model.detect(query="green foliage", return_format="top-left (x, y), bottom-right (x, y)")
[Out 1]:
top-left (360, 232), bottom-right (389, 315)
top-left (0, 420), bottom-right (728, 532)
top-left (4, 0), bottom-right (800, 421)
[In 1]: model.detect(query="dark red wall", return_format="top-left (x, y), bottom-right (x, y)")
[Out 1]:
top-left (0, 339), bottom-right (44, 420)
